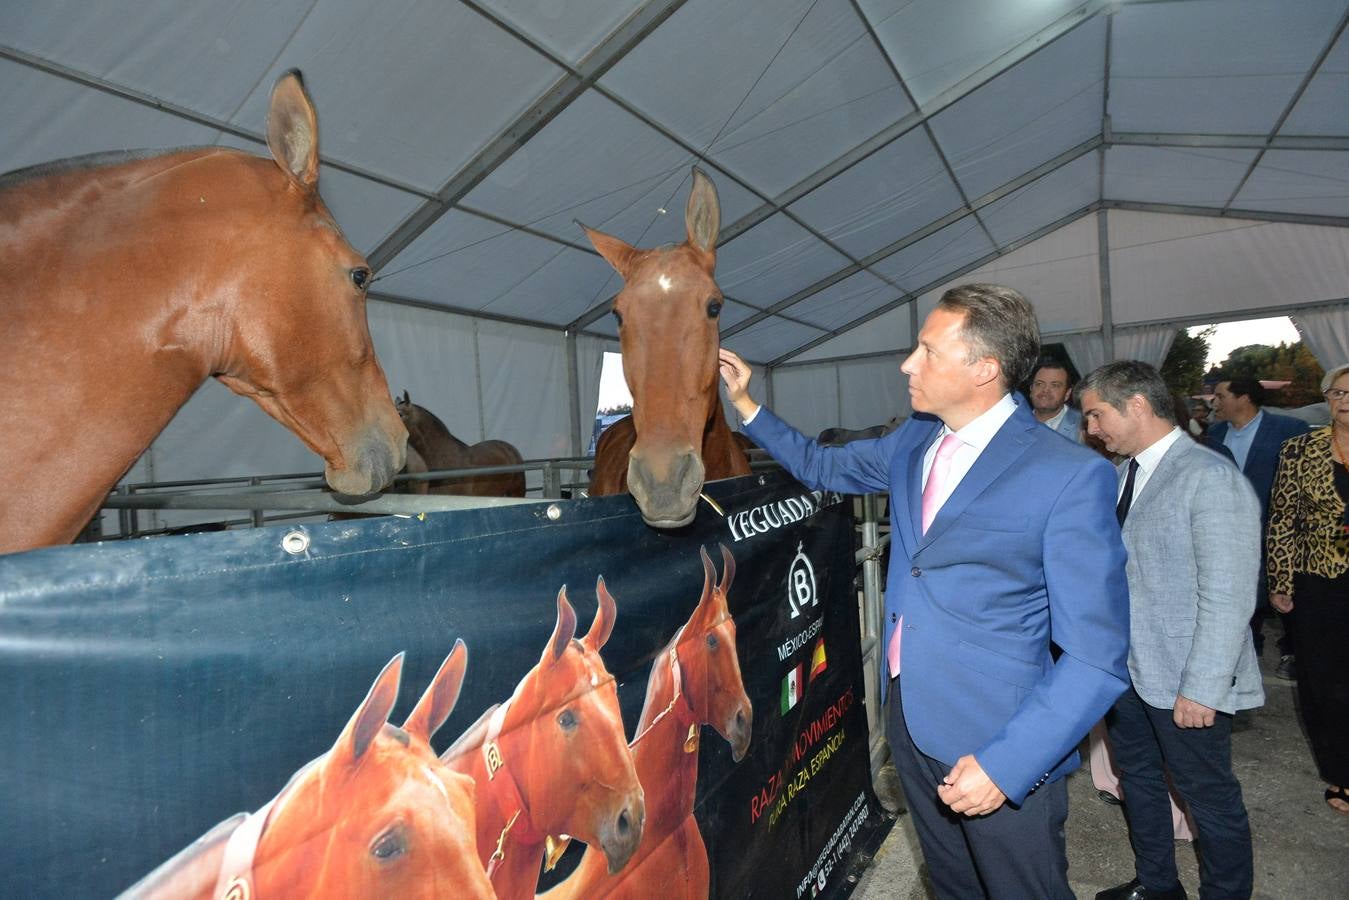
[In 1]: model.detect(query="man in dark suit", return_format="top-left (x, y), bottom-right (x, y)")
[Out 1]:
top-left (719, 284), bottom-right (1130, 899)
top-left (1208, 376), bottom-right (1310, 674)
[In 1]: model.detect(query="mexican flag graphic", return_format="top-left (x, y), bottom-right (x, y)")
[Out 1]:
top-left (781, 662), bottom-right (805, 714)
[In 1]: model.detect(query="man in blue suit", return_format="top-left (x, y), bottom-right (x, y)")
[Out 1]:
top-left (1030, 357), bottom-right (1083, 442)
top-left (720, 284), bottom-right (1130, 899)
top-left (1208, 376), bottom-right (1310, 672)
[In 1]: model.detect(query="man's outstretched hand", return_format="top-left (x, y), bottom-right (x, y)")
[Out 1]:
top-left (937, 755), bottom-right (1007, 817)
top-left (719, 348), bottom-right (759, 419)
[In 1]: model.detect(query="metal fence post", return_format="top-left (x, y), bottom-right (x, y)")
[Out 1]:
top-left (542, 462), bottom-right (561, 499)
top-left (250, 477), bottom-right (264, 528)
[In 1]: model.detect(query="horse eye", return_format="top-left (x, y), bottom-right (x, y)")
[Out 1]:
top-left (706, 632), bottom-right (719, 649)
top-left (557, 708), bottom-right (578, 731)
top-left (707, 299), bottom-right (722, 318)
top-left (371, 827), bottom-right (407, 861)
top-left (350, 267), bottom-right (371, 290)
top-left (612, 309), bottom-right (623, 328)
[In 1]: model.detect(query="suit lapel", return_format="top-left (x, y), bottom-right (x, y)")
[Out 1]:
top-left (903, 420), bottom-right (942, 552)
top-left (918, 405), bottom-right (1037, 551)
top-left (1127, 436), bottom-right (1189, 520)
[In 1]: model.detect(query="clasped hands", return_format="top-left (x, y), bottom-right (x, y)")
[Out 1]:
top-left (938, 755), bottom-right (1006, 817)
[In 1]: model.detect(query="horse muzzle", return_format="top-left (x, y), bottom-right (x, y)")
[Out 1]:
top-left (626, 448), bottom-right (704, 529)
top-left (599, 792), bottom-right (646, 875)
top-left (724, 703), bottom-right (752, 763)
top-left (327, 427), bottom-right (407, 495)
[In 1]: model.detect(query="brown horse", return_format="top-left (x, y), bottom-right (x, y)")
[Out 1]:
top-left (121, 644), bottom-right (493, 899)
top-left (0, 70), bottom-right (406, 554)
top-left (442, 583), bottom-right (644, 900)
top-left (544, 545), bottom-right (752, 900)
top-left (396, 392), bottom-right (527, 497)
top-left (583, 169), bottom-right (750, 528)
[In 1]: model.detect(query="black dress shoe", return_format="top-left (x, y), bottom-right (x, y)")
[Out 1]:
top-left (1094, 878), bottom-right (1188, 900)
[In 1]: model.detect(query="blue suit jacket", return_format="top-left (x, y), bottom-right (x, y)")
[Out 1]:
top-left (745, 398), bottom-right (1130, 804)
top-left (1207, 412), bottom-right (1311, 517)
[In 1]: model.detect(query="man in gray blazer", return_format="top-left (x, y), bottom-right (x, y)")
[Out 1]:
top-left (1030, 358), bottom-right (1083, 441)
top-left (1080, 361), bottom-right (1263, 900)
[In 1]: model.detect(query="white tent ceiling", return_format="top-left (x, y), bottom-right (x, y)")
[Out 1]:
top-left (3, 0), bottom-right (1348, 488)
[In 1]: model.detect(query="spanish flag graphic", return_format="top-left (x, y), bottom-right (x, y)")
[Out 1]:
top-left (809, 638), bottom-right (828, 681)
top-left (780, 663), bottom-right (804, 714)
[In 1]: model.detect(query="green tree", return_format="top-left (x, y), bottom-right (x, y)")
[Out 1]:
top-left (1160, 327), bottom-right (1213, 396)
top-left (1206, 341), bottom-right (1325, 407)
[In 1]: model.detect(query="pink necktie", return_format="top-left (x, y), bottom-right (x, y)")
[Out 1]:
top-left (888, 432), bottom-right (963, 676)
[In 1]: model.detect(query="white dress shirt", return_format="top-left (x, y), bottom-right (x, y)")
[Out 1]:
top-left (1121, 426), bottom-right (1186, 502)
top-left (921, 393), bottom-right (1019, 518)
top-left (1043, 405), bottom-right (1068, 432)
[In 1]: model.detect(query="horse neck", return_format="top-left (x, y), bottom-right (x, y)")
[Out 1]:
top-left (0, 155), bottom-right (233, 551)
top-left (452, 699), bottom-right (547, 899)
top-left (409, 413), bottom-right (471, 466)
top-left (633, 646), bottom-right (701, 832)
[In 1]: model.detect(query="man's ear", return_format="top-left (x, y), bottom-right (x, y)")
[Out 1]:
top-left (973, 357), bottom-right (1001, 388)
top-left (1126, 393), bottom-right (1148, 418)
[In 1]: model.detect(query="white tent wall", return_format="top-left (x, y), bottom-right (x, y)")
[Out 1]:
top-left (1106, 211), bottom-right (1349, 326)
top-left (1293, 308), bottom-right (1349, 370)
top-left (763, 356), bottom-right (911, 439)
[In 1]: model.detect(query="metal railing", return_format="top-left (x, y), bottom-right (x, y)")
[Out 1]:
top-left (93, 453), bottom-right (784, 541)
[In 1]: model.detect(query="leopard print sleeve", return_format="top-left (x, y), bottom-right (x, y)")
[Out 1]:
top-left (1266, 434), bottom-right (1304, 597)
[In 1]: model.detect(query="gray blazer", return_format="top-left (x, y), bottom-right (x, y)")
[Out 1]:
top-left (1050, 406), bottom-right (1083, 442)
top-left (1119, 435), bottom-right (1264, 713)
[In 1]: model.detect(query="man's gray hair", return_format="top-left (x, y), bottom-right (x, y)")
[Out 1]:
top-left (1079, 360), bottom-right (1178, 424)
top-left (937, 283), bottom-right (1041, 391)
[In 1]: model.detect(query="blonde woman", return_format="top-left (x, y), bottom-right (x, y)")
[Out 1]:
top-left (1267, 363), bottom-right (1349, 815)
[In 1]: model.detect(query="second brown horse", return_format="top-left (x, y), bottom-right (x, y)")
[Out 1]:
top-left (583, 170), bottom-right (750, 528)
top-left (545, 545), bottom-right (752, 899)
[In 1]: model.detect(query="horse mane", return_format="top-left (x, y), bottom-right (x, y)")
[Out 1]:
top-left (0, 146), bottom-right (214, 191)
top-left (118, 812), bottom-right (246, 900)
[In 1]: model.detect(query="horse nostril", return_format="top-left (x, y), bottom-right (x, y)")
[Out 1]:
top-left (616, 808), bottom-right (632, 837)
top-left (736, 708), bottom-right (747, 730)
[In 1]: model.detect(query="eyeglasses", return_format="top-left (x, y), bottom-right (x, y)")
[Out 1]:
top-left (1326, 389), bottom-right (1349, 401)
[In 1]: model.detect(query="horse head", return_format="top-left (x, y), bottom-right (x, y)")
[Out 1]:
top-left (251, 647), bottom-right (493, 898)
top-left (581, 169), bottom-right (724, 527)
top-left (679, 545), bottom-right (752, 761)
top-left (211, 70), bottom-right (406, 495)
top-left (488, 584), bottom-right (645, 876)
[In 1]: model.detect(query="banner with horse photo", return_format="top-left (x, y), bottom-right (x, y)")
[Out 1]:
top-left (0, 470), bottom-right (889, 899)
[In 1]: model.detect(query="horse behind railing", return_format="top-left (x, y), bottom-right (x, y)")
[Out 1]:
top-left (396, 392), bottom-right (526, 497)
top-left (817, 416), bottom-right (905, 446)
top-left (544, 545), bottom-right (751, 899)
top-left (0, 70), bottom-right (406, 554)
top-left (583, 169), bottom-right (750, 528)
top-left (441, 583), bottom-right (645, 900)
top-left (120, 644), bottom-right (493, 899)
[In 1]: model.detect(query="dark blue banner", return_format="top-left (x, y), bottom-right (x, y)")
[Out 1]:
top-left (0, 471), bottom-right (885, 899)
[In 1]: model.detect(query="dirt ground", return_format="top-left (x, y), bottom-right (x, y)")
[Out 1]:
top-left (853, 645), bottom-right (1349, 899)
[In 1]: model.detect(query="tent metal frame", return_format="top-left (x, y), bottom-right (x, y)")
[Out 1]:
top-left (3, 0), bottom-right (1347, 406)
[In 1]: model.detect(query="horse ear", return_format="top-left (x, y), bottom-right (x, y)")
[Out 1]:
top-left (400, 390), bottom-right (410, 406)
top-left (584, 576), bottom-right (617, 652)
top-left (545, 586), bottom-right (579, 665)
top-left (338, 653), bottom-right (404, 763)
top-left (403, 639), bottom-right (467, 743)
top-left (579, 222), bottom-right (639, 280)
top-left (266, 69), bottom-right (321, 191)
top-left (687, 545), bottom-right (715, 624)
top-left (718, 543), bottom-right (736, 597)
top-left (685, 168), bottom-right (720, 259)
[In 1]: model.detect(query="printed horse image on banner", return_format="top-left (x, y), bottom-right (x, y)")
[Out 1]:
top-left (544, 544), bottom-right (752, 899)
top-left (121, 645), bottom-right (492, 900)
